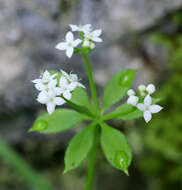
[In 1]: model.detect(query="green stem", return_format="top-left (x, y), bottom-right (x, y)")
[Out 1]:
top-left (62, 97), bottom-right (94, 118)
top-left (82, 52), bottom-right (99, 112)
top-left (86, 125), bottom-right (99, 190)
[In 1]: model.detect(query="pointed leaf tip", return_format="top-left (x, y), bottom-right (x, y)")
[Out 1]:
top-left (29, 120), bottom-right (48, 132)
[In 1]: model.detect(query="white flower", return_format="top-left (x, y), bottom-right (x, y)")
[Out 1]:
top-left (127, 89), bottom-right (135, 96)
top-left (32, 71), bottom-right (57, 91)
top-left (84, 29), bottom-right (102, 43)
top-left (59, 75), bottom-right (74, 100)
top-left (127, 96), bottom-right (139, 106)
top-left (55, 31), bottom-right (82, 58)
top-left (137, 95), bottom-right (163, 123)
top-left (146, 84), bottom-right (156, 94)
top-left (37, 90), bottom-right (65, 114)
top-left (69, 24), bottom-right (92, 33)
top-left (61, 70), bottom-right (85, 90)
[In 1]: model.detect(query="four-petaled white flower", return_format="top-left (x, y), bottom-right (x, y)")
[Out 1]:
top-left (56, 31), bottom-right (81, 58)
top-left (137, 95), bottom-right (163, 123)
top-left (84, 29), bottom-right (102, 43)
top-left (32, 71), bottom-right (57, 91)
top-left (37, 90), bottom-right (65, 114)
top-left (69, 24), bottom-right (92, 33)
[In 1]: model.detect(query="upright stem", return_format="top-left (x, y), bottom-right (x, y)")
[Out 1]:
top-left (85, 126), bottom-right (99, 190)
top-left (82, 52), bottom-right (100, 190)
top-left (82, 52), bottom-right (99, 112)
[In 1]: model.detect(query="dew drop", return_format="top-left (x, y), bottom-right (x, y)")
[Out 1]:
top-left (114, 151), bottom-right (129, 173)
top-left (32, 120), bottom-right (48, 131)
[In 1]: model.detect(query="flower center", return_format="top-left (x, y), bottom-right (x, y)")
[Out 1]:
top-left (68, 42), bottom-right (72, 47)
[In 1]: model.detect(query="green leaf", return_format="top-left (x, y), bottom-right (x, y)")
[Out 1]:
top-left (71, 87), bottom-right (93, 111)
top-left (30, 109), bottom-right (89, 133)
top-left (101, 123), bottom-right (132, 175)
top-left (102, 69), bottom-right (136, 112)
top-left (103, 98), bottom-right (161, 121)
top-left (64, 123), bottom-right (96, 173)
top-left (117, 109), bottom-right (143, 120)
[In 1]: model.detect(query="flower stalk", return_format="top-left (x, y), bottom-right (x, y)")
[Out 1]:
top-left (82, 52), bottom-right (100, 113)
top-left (85, 125), bottom-right (99, 190)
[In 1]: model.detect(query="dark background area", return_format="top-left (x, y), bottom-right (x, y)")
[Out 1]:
top-left (0, 0), bottom-right (182, 189)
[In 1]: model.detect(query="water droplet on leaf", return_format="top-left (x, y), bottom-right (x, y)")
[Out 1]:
top-left (30, 120), bottom-right (48, 131)
top-left (114, 151), bottom-right (129, 175)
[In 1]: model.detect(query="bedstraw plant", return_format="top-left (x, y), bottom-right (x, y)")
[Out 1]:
top-left (30, 24), bottom-right (163, 190)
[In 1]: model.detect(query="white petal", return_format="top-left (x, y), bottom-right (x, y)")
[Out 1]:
top-left (146, 84), bottom-right (156, 94)
top-left (144, 95), bottom-right (152, 106)
top-left (70, 74), bottom-right (78, 82)
top-left (73, 39), bottom-right (82, 47)
top-left (48, 79), bottom-right (57, 88)
top-left (69, 24), bottom-right (79, 31)
top-left (35, 83), bottom-right (45, 91)
top-left (32, 79), bottom-right (41, 84)
top-left (66, 47), bottom-right (74, 58)
top-left (92, 37), bottom-right (102, 42)
top-left (55, 42), bottom-right (67, 50)
top-left (61, 70), bottom-right (70, 79)
top-left (54, 87), bottom-right (63, 95)
top-left (66, 31), bottom-right (74, 42)
top-left (54, 97), bottom-right (65, 105)
top-left (47, 102), bottom-right (55, 114)
top-left (77, 82), bottom-right (85, 88)
top-left (68, 82), bottom-right (77, 91)
top-left (50, 73), bottom-right (57, 79)
top-left (63, 90), bottom-right (72, 100)
top-left (43, 70), bottom-right (50, 80)
top-left (149, 105), bottom-right (163, 113)
top-left (59, 76), bottom-right (68, 87)
top-left (143, 110), bottom-right (152, 123)
top-left (137, 103), bottom-right (146, 111)
top-left (37, 91), bottom-right (49, 104)
top-left (127, 96), bottom-right (139, 106)
top-left (92, 29), bottom-right (102, 36)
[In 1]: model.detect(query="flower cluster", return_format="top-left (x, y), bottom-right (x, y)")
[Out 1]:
top-left (127, 84), bottom-right (163, 123)
top-left (32, 70), bottom-right (85, 114)
top-left (56, 24), bottom-right (102, 58)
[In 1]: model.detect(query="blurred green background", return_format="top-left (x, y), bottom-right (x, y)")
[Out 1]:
top-left (0, 0), bottom-right (182, 190)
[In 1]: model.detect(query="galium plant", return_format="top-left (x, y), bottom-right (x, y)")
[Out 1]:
top-left (30, 24), bottom-right (163, 190)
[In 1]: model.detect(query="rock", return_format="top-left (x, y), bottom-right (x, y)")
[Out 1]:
top-left (0, 0), bottom-right (181, 141)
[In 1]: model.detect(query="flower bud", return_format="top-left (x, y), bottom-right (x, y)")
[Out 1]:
top-left (90, 42), bottom-right (95, 49)
top-left (138, 84), bottom-right (146, 92)
top-left (83, 39), bottom-right (90, 47)
top-left (146, 84), bottom-right (156, 94)
top-left (127, 96), bottom-right (138, 106)
top-left (127, 89), bottom-right (135, 96)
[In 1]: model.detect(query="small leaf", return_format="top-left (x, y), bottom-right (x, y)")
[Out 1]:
top-left (101, 123), bottom-right (132, 174)
top-left (71, 87), bottom-right (93, 111)
top-left (30, 109), bottom-right (89, 133)
top-left (64, 123), bottom-right (96, 173)
top-left (118, 109), bottom-right (143, 120)
top-left (102, 69), bottom-right (136, 112)
top-left (103, 104), bottom-right (137, 120)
